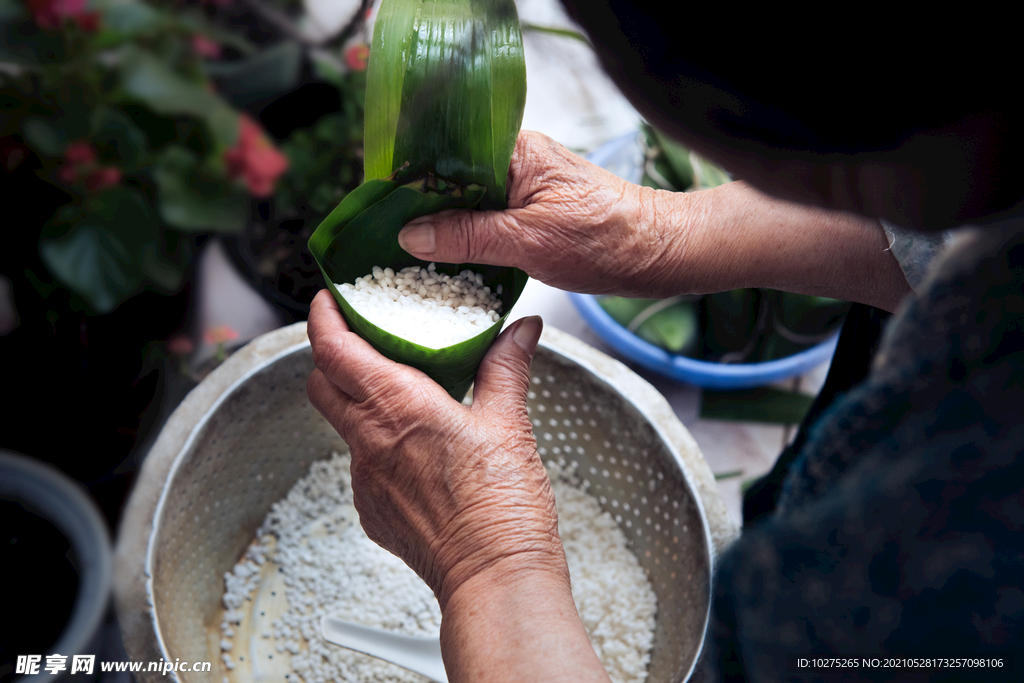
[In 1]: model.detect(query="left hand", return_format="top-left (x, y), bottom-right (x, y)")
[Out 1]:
top-left (305, 290), bottom-right (567, 609)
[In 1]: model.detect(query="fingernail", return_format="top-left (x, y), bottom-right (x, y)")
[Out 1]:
top-left (398, 222), bottom-right (436, 254)
top-left (512, 316), bottom-right (543, 355)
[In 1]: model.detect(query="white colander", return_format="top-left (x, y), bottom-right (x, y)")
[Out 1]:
top-left (115, 323), bottom-right (736, 683)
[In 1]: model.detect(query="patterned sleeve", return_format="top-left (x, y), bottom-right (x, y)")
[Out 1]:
top-left (880, 220), bottom-right (955, 293)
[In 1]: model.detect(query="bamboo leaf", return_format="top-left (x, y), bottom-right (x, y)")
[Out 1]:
top-left (365, 0), bottom-right (526, 209)
top-left (700, 386), bottom-right (814, 425)
top-left (312, 0), bottom-right (528, 400)
top-left (637, 301), bottom-right (697, 353)
top-left (309, 176), bottom-right (528, 399)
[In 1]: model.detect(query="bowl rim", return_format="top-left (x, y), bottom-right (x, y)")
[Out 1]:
top-left (570, 292), bottom-right (838, 389)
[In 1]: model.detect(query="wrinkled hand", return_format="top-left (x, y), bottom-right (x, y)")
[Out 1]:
top-left (306, 290), bottom-right (567, 609)
top-left (398, 130), bottom-right (689, 297)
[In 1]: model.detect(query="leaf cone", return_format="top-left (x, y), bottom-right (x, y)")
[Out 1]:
top-left (309, 0), bottom-right (529, 399)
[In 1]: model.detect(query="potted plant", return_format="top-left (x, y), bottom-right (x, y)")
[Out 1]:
top-left (0, 0), bottom-right (368, 524)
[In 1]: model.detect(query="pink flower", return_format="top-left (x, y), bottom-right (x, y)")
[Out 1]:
top-left (167, 335), bottom-right (195, 356)
top-left (27, 0), bottom-right (99, 29)
top-left (59, 141), bottom-right (120, 191)
top-left (345, 43), bottom-right (370, 71)
top-left (191, 34), bottom-right (222, 59)
top-left (64, 141), bottom-right (96, 166)
top-left (84, 166), bottom-right (122, 191)
top-left (203, 325), bottom-right (239, 346)
top-left (223, 115), bottom-right (289, 198)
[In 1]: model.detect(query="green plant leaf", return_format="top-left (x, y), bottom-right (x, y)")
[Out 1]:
top-left (40, 187), bottom-right (187, 312)
top-left (118, 49), bottom-right (239, 148)
top-left (700, 386), bottom-right (814, 425)
top-left (153, 146), bottom-right (246, 232)
top-left (203, 41), bottom-right (304, 109)
top-left (95, 0), bottom-right (163, 37)
top-left (21, 118), bottom-right (65, 157)
top-left (90, 105), bottom-right (149, 167)
top-left (40, 224), bottom-right (136, 314)
top-left (0, 0), bottom-right (25, 23)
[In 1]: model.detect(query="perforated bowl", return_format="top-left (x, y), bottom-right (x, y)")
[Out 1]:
top-left (118, 324), bottom-right (734, 683)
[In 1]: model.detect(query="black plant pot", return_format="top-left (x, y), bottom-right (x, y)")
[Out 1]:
top-left (221, 199), bottom-right (324, 324)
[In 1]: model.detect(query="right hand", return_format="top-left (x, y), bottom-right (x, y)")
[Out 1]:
top-left (397, 130), bottom-right (690, 297)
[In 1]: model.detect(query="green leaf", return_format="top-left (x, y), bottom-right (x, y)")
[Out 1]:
top-left (118, 49), bottom-right (238, 147)
top-left (203, 41), bottom-right (304, 109)
top-left (599, 296), bottom-right (661, 327)
top-left (365, 0), bottom-right (527, 210)
top-left (700, 386), bottom-right (814, 425)
top-left (21, 118), bottom-right (65, 157)
top-left (90, 105), bottom-right (149, 167)
top-left (691, 151), bottom-right (731, 190)
top-left (521, 23), bottom-right (591, 46)
top-left (599, 296), bottom-right (697, 354)
top-left (0, 0), bottom-right (25, 23)
top-left (646, 124), bottom-right (694, 190)
top-left (636, 301), bottom-right (697, 353)
top-left (153, 146), bottom-right (246, 232)
top-left (40, 223), bottom-right (136, 314)
top-left (96, 0), bottom-right (162, 36)
top-left (40, 188), bottom-right (188, 312)
top-left (701, 289), bottom-right (761, 360)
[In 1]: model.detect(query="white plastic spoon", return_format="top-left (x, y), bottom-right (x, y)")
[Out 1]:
top-left (321, 616), bottom-right (448, 683)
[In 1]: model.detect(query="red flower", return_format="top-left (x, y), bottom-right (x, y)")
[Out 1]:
top-left (191, 34), bottom-right (222, 59)
top-left (59, 141), bottom-right (120, 190)
top-left (27, 0), bottom-right (99, 30)
top-left (167, 334), bottom-right (195, 356)
top-left (345, 43), bottom-right (370, 71)
top-left (64, 141), bottom-right (96, 166)
top-left (84, 166), bottom-right (122, 191)
top-left (203, 325), bottom-right (239, 346)
top-left (223, 115), bottom-right (288, 198)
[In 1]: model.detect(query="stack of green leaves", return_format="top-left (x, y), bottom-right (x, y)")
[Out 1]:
top-left (599, 124), bottom-right (850, 365)
top-left (307, 0), bottom-right (529, 400)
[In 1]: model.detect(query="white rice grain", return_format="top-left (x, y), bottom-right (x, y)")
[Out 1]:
top-left (221, 451), bottom-right (657, 683)
top-left (336, 264), bottom-right (502, 348)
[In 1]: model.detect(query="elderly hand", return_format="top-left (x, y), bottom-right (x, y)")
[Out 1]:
top-left (305, 289), bottom-right (564, 607)
top-left (398, 130), bottom-right (687, 298)
top-left (398, 130), bottom-right (912, 312)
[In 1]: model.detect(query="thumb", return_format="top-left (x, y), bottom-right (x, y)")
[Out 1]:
top-left (398, 208), bottom-right (522, 267)
top-left (471, 316), bottom-right (543, 417)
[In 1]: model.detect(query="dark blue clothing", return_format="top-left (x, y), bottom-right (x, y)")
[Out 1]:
top-left (712, 223), bottom-right (1024, 682)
